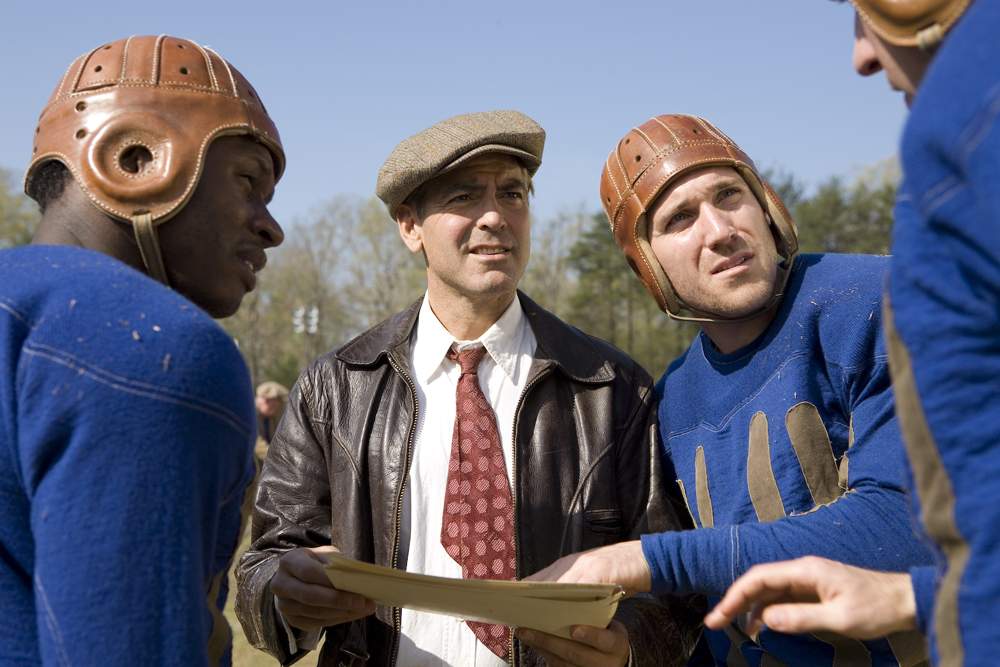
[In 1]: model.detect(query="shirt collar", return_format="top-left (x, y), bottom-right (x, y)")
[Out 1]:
top-left (411, 294), bottom-right (527, 384)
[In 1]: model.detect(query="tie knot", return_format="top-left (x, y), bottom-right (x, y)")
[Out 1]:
top-left (447, 344), bottom-right (487, 375)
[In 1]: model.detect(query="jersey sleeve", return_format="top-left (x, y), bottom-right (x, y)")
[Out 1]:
top-left (16, 321), bottom-right (254, 666)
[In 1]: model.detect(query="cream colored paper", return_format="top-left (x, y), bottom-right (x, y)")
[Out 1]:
top-left (323, 553), bottom-right (624, 639)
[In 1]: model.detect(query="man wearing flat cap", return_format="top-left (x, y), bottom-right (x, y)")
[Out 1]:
top-left (236, 111), bottom-right (700, 666)
top-left (254, 381), bottom-right (289, 461)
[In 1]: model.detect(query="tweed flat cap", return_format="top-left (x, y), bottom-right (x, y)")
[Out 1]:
top-left (376, 110), bottom-right (545, 216)
top-left (256, 381), bottom-right (289, 400)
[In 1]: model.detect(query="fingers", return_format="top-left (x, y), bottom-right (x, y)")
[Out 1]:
top-left (308, 544), bottom-right (342, 559)
top-left (272, 573), bottom-right (372, 612)
top-left (705, 557), bottom-right (914, 640)
top-left (759, 573), bottom-right (917, 639)
top-left (572, 621), bottom-right (629, 654)
top-left (524, 542), bottom-right (650, 594)
top-left (522, 565), bottom-right (554, 582)
top-left (524, 554), bottom-right (580, 583)
top-left (515, 629), bottom-right (592, 667)
top-left (276, 594), bottom-right (375, 631)
top-left (274, 585), bottom-right (376, 630)
top-left (705, 558), bottom-right (824, 630)
top-left (759, 601), bottom-right (856, 636)
top-left (279, 546), bottom-right (339, 587)
top-left (272, 547), bottom-right (375, 631)
top-left (515, 622), bottom-right (629, 667)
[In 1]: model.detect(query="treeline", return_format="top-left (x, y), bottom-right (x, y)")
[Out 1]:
top-left (0, 169), bottom-right (39, 250)
top-left (0, 160), bottom-right (898, 386)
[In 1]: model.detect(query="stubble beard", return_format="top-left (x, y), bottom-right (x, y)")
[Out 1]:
top-left (672, 262), bottom-right (777, 320)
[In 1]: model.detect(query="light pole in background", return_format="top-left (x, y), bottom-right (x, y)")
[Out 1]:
top-left (292, 305), bottom-right (320, 369)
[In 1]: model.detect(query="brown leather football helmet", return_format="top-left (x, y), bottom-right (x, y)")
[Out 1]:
top-left (851, 0), bottom-right (971, 49)
top-left (600, 114), bottom-right (798, 322)
top-left (25, 35), bottom-right (284, 285)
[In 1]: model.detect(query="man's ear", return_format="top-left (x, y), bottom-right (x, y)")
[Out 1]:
top-left (397, 203), bottom-right (424, 254)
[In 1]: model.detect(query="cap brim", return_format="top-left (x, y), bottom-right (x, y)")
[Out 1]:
top-left (441, 144), bottom-right (541, 176)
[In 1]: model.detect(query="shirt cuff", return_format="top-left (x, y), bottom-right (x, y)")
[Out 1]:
top-left (640, 527), bottom-right (732, 596)
top-left (640, 532), bottom-right (676, 594)
top-left (909, 565), bottom-right (938, 636)
top-left (274, 596), bottom-right (321, 654)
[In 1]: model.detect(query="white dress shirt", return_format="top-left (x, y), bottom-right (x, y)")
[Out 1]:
top-left (279, 295), bottom-right (537, 663)
top-left (397, 294), bottom-right (536, 666)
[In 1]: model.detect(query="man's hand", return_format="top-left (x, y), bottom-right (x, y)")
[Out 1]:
top-left (524, 541), bottom-right (651, 595)
top-left (271, 546), bottom-right (376, 631)
top-left (704, 556), bottom-right (918, 639)
top-left (516, 621), bottom-right (630, 666)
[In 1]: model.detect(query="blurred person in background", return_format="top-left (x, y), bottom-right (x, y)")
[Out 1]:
top-left (254, 380), bottom-right (289, 462)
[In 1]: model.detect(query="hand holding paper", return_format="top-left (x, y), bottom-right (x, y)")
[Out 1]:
top-left (272, 546), bottom-right (376, 632)
top-left (524, 540), bottom-right (652, 595)
top-left (322, 552), bottom-right (624, 640)
top-left (515, 621), bottom-right (631, 667)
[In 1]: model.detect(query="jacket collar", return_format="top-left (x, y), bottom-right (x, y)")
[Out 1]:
top-left (335, 292), bottom-right (615, 384)
top-left (410, 292), bottom-right (529, 385)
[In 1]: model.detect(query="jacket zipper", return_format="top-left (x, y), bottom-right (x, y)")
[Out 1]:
top-left (508, 366), bottom-right (550, 666)
top-left (387, 355), bottom-right (419, 667)
top-left (383, 354), bottom-right (550, 665)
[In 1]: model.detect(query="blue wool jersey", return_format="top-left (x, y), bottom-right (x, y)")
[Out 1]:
top-left (890, 1), bottom-right (1000, 662)
top-left (640, 254), bottom-right (933, 666)
top-left (0, 245), bottom-right (255, 666)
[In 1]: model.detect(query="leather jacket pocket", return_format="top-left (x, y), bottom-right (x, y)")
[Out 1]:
top-left (584, 508), bottom-right (623, 536)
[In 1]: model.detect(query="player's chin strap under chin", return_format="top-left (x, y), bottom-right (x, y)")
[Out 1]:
top-left (131, 212), bottom-right (170, 286)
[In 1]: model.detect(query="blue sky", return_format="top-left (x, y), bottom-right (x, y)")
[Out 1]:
top-left (2, 0), bottom-right (907, 224)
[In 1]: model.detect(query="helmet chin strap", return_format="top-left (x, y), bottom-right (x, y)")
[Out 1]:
top-left (131, 212), bottom-right (170, 286)
top-left (915, 24), bottom-right (945, 50)
top-left (669, 279), bottom-right (787, 325)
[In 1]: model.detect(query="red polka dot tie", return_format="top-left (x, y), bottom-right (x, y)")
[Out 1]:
top-left (441, 344), bottom-right (515, 659)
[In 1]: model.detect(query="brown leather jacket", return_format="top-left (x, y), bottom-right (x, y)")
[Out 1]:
top-left (235, 293), bottom-right (702, 666)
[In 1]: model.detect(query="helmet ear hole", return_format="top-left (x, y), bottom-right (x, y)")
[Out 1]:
top-left (118, 145), bottom-right (153, 175)
top-left (82, 113), bottom-right (182, 209)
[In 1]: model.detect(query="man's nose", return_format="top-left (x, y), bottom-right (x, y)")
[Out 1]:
top-left (254, 208), bottom-right (285, 248)
top-left (476, 201), bottom-right (506, 230)
top-left (852, 14), bottom-right (882, 77)
top-left (702, 206), bottom-right (737, 248)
